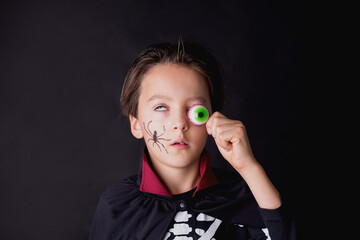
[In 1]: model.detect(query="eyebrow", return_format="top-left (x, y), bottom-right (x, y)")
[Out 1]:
top-left (147, 95), bottom-right (172, 102)
top-left (147, 94), bottom-right (207, 104)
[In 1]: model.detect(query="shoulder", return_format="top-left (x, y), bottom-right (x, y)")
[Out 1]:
top-left (102, 174), bottom-right (139, 197)
top-left (104, 174), bottom-right (139, 193)
top-left (196, 167), bottom-right (250, 200)
top-left (98, 175), bottom-right (141, 208)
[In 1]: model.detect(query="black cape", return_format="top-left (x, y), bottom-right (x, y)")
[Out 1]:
top-left (89, 150), bottom-right (293, 239)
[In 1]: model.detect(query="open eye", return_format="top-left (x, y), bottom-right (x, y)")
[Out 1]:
top-left (188, 104), bottom-right (209, 126)
top-left (154, 105), bottom-right (167, 112)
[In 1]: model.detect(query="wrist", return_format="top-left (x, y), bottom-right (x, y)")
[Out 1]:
top-left (233, 157), bottom-right (259, 176)
top-left (236, 161), bottom-right (282, 209)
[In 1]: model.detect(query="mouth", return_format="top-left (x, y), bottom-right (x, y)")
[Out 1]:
top-left (170, 139), bottom-right (189, 149)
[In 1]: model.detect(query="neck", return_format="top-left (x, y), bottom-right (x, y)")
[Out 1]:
top-left (151, 158), bottom-right (201, 195)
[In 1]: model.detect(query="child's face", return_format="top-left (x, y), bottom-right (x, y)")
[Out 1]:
top-left (130, 63), bottom-right (212, 168)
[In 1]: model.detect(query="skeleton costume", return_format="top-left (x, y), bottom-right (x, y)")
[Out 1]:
top-left (89, 148), bottom-right (295, 240)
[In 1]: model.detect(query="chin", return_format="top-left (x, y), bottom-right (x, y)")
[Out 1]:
top-left (166, 150), bottom-right (200, 168)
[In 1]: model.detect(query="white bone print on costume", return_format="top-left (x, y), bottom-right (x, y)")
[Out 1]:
top-left (163, 232), bottom-right (171, 240)
top-left (174, 237), bottom-right (193, 240)
top-left (195, 213), bottom-right (221, 239)
top-left (195, 228), bottom-right (205, 236)
top-left (195, 228), bottom-right (216, 240)
top-left (169, 223), bottom-right (193, 235)
top-left (196, 213), bottom-right (215, 221)
top-left (164, 212), bottom-right (221, 240)
top-left (174, 211), bottom-right (192, 222)
top-left (197, 218), bottom-right (221, 240)
top-left (262, 228), bottom-right (271, 240)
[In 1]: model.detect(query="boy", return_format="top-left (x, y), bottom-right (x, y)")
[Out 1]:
top-left (89, 40), bottom-right (294, 239)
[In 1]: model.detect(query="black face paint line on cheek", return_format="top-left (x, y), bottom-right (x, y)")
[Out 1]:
top-left (143, 120), bottom-right (171, 154)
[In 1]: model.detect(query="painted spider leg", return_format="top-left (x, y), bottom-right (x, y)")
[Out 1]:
top-left (157, 141), bottom-right (168, 154)
top-left (147, 121), bottom-right (154, 136)
top-left (157, 137), bottom-right (171, 142)
top-left (143, 121), bottom-right (153, 137)
top-left (157, 125), bottom-right (166, 137)
top-left (154, 141), bottom-right (162, 152)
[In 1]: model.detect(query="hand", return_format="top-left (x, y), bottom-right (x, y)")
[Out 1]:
top-left (206, 112), bottom-right (282, 209)
top-left (206, 112), bottom-right (256, 171)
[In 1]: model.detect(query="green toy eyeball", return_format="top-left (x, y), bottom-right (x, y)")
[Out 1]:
top-left (188, 104), bottom-right (209, 126)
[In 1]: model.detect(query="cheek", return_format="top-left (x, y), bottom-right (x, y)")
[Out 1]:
top-left (141, 118), bottom-right (169, 137)
top-left (138, 109), bottom-right (167, 130)
top-left (191, 126), bottom-right (208, 143)
top-left (153, 113), bottom-right (169, 123)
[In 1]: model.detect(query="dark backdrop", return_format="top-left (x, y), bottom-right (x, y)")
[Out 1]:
top-left (1, 0), bottom-right (315, 239)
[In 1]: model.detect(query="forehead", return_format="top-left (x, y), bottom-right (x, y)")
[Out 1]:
top-left (139, 63), bottom-right (210, 103)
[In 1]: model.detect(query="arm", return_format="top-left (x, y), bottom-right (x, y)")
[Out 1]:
top-left (237, 162), bottom-right (281, 209)
top-left (206, 112), bottom-right (281, 209)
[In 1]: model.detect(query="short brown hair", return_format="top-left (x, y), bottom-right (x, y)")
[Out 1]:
top-left (120, 39), bottom-right (225, 117)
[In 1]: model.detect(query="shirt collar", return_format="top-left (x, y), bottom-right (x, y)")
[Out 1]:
top-left (139, 147), bottom-right (219, 197)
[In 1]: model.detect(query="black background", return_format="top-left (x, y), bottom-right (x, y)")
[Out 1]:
top-left (0, 0), bottom-right (318, 239)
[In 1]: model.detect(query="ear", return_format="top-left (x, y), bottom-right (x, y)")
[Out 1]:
top-left (129, 115), bottom-right (144, 139)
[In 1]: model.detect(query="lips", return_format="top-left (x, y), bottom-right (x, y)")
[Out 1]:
top-left (170, 139), bottom-right (188, 145)
top-left (170, 139), bottom-right (189, 149)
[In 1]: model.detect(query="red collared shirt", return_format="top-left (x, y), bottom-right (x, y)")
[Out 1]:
top-left (139, 148), bottom-right (219, 197)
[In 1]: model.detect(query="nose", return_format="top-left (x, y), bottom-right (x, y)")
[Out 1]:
top-left (171, 111), bottom-right (189, 132)
top-left (172, 121), bottom-right (188, 131)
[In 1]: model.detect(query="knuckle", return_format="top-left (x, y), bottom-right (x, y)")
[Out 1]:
top-left (234, 125), bottom-right (245, 136)
top-left (212, 118), bottom-right (220, 128)
top-left (219, 134), bottom-right (225, 142)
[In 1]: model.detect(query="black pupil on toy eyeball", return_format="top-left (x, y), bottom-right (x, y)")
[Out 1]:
top-left (198, 112), bottom-right (204, 118)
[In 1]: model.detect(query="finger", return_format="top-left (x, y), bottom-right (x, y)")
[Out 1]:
top-left (212, 122), bottom-right (242, 137)
top-left (220, 128), bottom-right (242, 144)
top-left (211, 119), bottom-right (245, 141)
top-left (207, 112), bottom-right (232, 136)
top-left (212, 125), bottom-right (235, 151)
top-left (206, 112), bottom-right (225, 135)
top-left (213, 133), bottom-right (232, 152)
top-left (213, 122), bottom-right (248, 150)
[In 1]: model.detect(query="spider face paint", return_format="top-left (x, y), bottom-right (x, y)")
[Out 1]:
top-left (188, 104), bottom-right (209, 126)
top-left (143, 121), bottom-right (171, 153)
